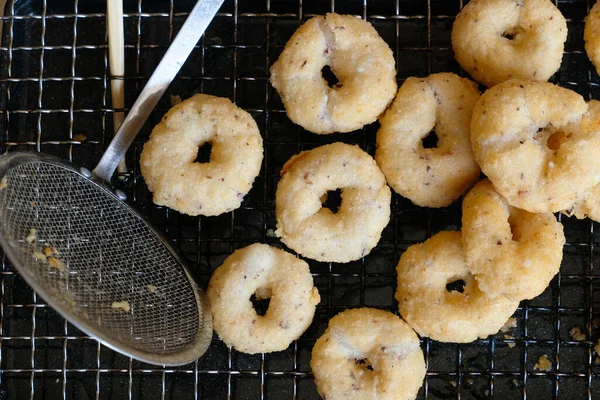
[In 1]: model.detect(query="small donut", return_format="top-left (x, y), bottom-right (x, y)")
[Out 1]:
top-left (206, 243), bottom-right (320, 354)
top-left (452, 0), bottom-right (567, 87)
top-left (310, 308), bottom-right (426, 400)
top-left (396, 231), bottom-right (519, 343)
top-left (275, 143), bottom-right (391, 263)
top-left (140, 94), bottom-right (263, 216)
top-left (270, 13), bottom-right (397, 134)
top-left (471, 80), bottom-right (600, 213)
top-left (376, 72), bottom-right (481, 207)
top-left (462, 179), bottom-right (565, 301)
top-left (585, 1), bottom-right (600, 75)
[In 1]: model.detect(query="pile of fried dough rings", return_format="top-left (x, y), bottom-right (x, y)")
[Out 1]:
top-left (137, 1), bottom-right (600, 398)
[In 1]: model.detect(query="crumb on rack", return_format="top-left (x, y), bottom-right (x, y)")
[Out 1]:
top-left (569, 326), bottom-right (586, 341)
top-left (0, 177), bottom-right (7, 190)
top-left (48, 257), bottom-right (65, 272)
top-left (512, 378), bottom-right (519, 387)
top-left (146, 284), bottom-right (157, 293)
top-left (111, 301), bottom-right (131, 313)
top-left (500, 317), bottom-right (517, 333)
top-left (170, 95), bottom-right (183, 106)
top-left (504, 334), bottom-right (516, 348)
top-left (534, 354), bottom-right (552, 371)
top-left (25, 228), bottom-right (37, 245)
top-left (266, 228), bottom-right (276, 238)
top-left (73, 133), bottom-right (87, 142)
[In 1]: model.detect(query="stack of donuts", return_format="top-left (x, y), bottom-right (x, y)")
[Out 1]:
top-left (138, 1), bottom-right (600, 398)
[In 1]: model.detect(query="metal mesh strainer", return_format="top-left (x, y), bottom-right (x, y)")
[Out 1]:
top-left (0, 0), bottom-right (224, 366)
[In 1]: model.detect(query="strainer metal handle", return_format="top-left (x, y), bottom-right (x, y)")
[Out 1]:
top-left (93, 0), bottom-right (225, 182)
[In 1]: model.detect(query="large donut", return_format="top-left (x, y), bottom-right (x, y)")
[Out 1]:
top-left (470, 80), bottom-right (600, 213)
top-left (396, 231), bottom-right (519, 343)
top-left (270, 13), bottom-right (397, 134)
top-left (275, 143), bottom-right (391, 263)
top-left (376, 72), bottom-right (481, 207)
top-left (206, 244), bottom-right (320, 354)
top-left (585, 1), bottom-right (600, 75)
top-left (452, 0), bottom-right (567, 87)
top-left (140, 94), bottom-right (263, 216)
top-left (310, 308), bottom-right (426, 400)
top-left (462, 179), bottom-right (565, 301)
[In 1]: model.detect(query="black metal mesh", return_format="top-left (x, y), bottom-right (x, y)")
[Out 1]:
top-left (0, 0), bottom-right (599, 398)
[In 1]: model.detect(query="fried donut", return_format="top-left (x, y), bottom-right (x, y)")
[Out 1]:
top-left (452, 0), bottom-right (567, 87)
top-left (206, 243), bottom-right (320, 354)
top-left (396, 231), bottom-right (519, 343)
top-left (311, 308), bottom-right (426, 400)
top-left (275, 143), bottom-right (391, 263)
top-left (375, 72), bottom-right (481, 207)
top-left (585, 1), bottom-right (600, 75)
top-left (270, 13), bottom-right (397, 134)
top-left (140, 94), bottom-right (263, 216)
top-left (462, 179), bottom-right (565, 301)
top-left (471, 80), bottom-right (600, 213)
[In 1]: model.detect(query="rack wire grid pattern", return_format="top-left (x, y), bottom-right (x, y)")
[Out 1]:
top-left (0, 0), bottom-right (599, 399)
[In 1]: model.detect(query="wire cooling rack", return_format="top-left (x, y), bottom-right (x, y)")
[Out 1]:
top-left (1, 0), bottom-right (600, 399)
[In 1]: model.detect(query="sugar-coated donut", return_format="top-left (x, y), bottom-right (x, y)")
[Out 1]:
top-left (140, 94), bottom-right (263, 216)
top-left (396, 231), bottom-right (519, 343)
top-left (585, 2), bottom-right (600, 75)
top-left (452, 0), bottom-right (567, 87)
top-left (270, 13), bottom-right (397, 134)
top-left (462, 179), bottom-right (565, 301)
top-left (275, 143), bottom-right (391, 263)
top-left (311, 308), bottom-right (426, 400)
top-left (206, 244), bottom-right (320, 354)
top-left (471, 80), bottom-right (600, 213)
top-left (376, 72), bottom-right (481, 207)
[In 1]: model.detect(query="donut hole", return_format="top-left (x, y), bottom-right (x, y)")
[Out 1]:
top-left (546, 130), bottom-right (570, 151)
top-left (195, 141), bottom-right (213, 164)
top-left (250, 290), bottom-right (271, 316)
top-left (445, 278), bottom-right (466, 293)
top-left (354, 358), bottom-right (374, 372)
top-left (501, 27), bottom-right (523, 42)
top-left (321, 65), bottom-right (341, 88)
top-left (422, 130), bottom-right (439, 149)
top-left (321, 189), bottom-right (343, 213)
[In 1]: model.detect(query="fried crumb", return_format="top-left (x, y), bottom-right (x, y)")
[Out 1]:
top-left (596, 357), bottom-right (600, 364)
top-left (569, 326), bottom-right (586, 341)
top-left (26, 228), bottom-right (37, 245)
top-left (30, 201), bottom-right (36, 207)
top-left (595, 339), bottom-right (600, 356)
top-left (32, 251), bottom-right (47, 261)
top-left (73, 133), bottom-right (87, 142)
top-left (500, 317), bottom-right (517, 333)
top-left (449, 380), bottom-right (457, 387)
top-left (512, 378), bottom-right (519, 387)
top-left (534, 354), bottom-right (552, 371)
top-left (0, 177), bottom-right (7, 190)
top-left (504, 334), bottom-right (516, 348)
top-left (48, 257), bottom-right (65, 272)
top-left (266, 228), bottom-right (276, 238)
top-left (111, 301), bottom-right (131, 313)
top-left (43, 246), bottom-right (58, 257)
top-left (170, 95), bottom-right (183, 106)
top-left (146, 284), bottom-right (157, 293)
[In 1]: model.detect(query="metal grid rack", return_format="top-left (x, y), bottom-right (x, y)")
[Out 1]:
top-left (0, 0), bottom-right (600, 398)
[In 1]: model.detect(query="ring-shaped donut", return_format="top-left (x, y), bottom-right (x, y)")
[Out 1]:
top-left (585, 1), bottom-right (600, 75)
top-left (452, 0), bottom-right (567, 87)
top-left (275, 143), bottom-right (391, 263)
top-left (470, 80), bottom-right (600, 213)
top-left (140, 94), bottom-right (263, 216)
top-left (376, 72), bottom-right (481, 207)
top-left (270, 13), bottom-right (397, 134)
top-left (206, 243), bottom-right (320, 354)
top-left (462, 179), bottom-right (565, 301)
top-left (396, 231), bottom-right (519, 343)
top-left (310, 308), bottom-right (426, 400)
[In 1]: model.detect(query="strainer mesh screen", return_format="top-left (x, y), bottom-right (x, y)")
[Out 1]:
top-left (0, 161), bottom-right (200, 355)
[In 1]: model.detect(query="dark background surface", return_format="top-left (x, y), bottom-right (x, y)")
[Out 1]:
top-left (1, 0), bottom-right (600, 398)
